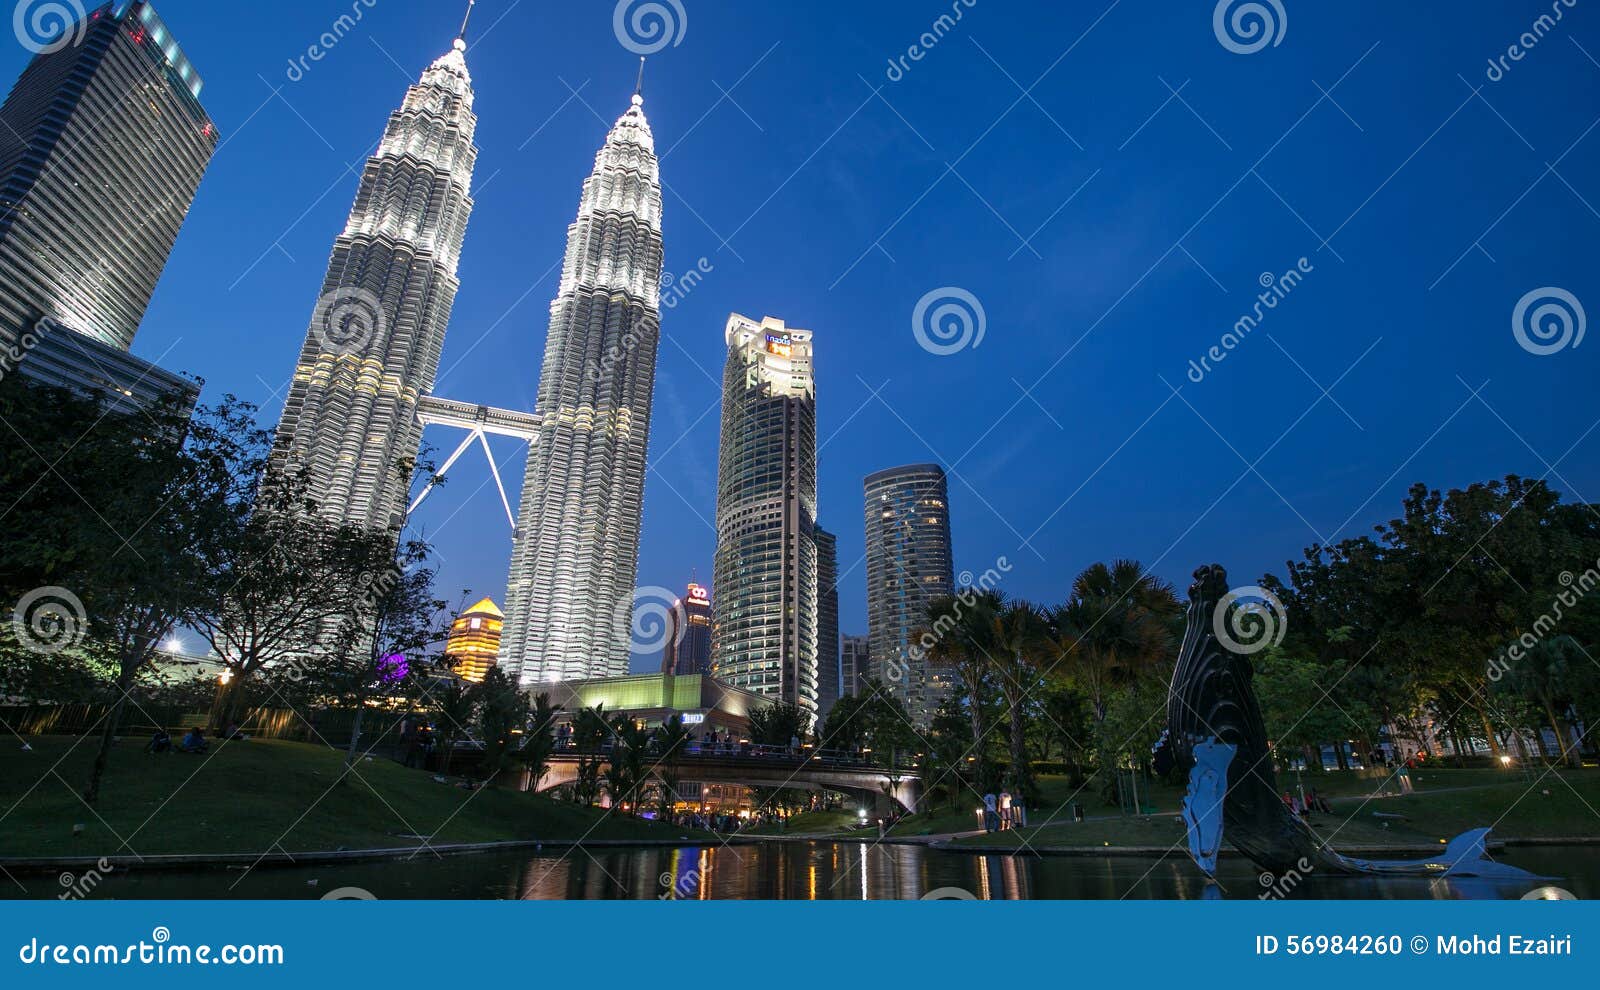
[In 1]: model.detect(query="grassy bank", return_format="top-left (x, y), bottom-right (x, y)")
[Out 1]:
top-left (0, 735), bottom-right (708, 860)
top-left (942, 769), bottom-right (1600, 850)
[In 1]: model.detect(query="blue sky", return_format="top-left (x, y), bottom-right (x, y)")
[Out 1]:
top-left (10, 1), bottom-right (1598, 669)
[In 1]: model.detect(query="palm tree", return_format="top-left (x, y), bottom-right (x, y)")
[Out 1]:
top-left (1052, 560), bottom-right (1179, 723)
top-left (919, 594), bottom-right (996, 791)
top-left (980, 595), bottom-right (1050, 802)
top-left (519, 692), bottom-right (559, 792)
top-left (608, 715), bottom-right (654, 812)
top-left (431, 677), bottom-right (480, 773)
top-left (653, 714), bottom-right (692, 816)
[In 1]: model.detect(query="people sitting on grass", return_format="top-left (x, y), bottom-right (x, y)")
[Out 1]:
top-left (145, 729), bottom-right (172, 754)
top-left (179, 726), bottom-right (208, 754)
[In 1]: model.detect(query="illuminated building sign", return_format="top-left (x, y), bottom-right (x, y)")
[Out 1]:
top-left (687, 583), bottom-right (710, 605)
top-left (682, 713), bottom-right (706, 724)
top-left (764, 335), bottom-right (792, 357)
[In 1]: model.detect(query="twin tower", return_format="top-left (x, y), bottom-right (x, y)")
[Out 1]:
top-left (270, 15), bottom-right (663, 688)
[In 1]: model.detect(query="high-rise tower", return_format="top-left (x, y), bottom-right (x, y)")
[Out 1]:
top-left (864, 463), bottom-right (955, 728)
top-left (499, 80), bottom-right (664, 686)
top-left (661, 582), bottom-right (712, 676)
top-left (815, 526), bottom-right (840, 717)
top-left (0, 2), bottom-right (216, 400)
top-left (270, 10), bottom-right (479, 529)
top-left (711, 315), bottom-right (819, 722)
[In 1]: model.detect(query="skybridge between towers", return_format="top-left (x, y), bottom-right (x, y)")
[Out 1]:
top-left (408, 394), bottom-right (540, 529)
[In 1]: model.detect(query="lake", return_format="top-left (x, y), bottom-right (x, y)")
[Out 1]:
top-left (11, 842), bottom-right (1596, 900)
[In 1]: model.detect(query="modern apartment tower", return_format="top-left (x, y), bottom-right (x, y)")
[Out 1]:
top-left (711, 315), bottom-right (819, 722)
top-left (815, 526), bottom-right (841, 717)
top-left (499, 83), bottom-right (664, 686)
top-left (269, 11), bottom-right (480, 530)
top-left (0, 2), bottom-right (215, 403)
top-left (864, 463), bottom-right (955, 727)
top-left (661, 582), bottom-right (712, 676)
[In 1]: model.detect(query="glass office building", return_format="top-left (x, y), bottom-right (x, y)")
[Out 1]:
top-left (712, 315), bottom-right (819, 723)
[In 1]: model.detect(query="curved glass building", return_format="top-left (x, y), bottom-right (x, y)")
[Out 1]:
top-left (864, 463), bottom-right (954, 727)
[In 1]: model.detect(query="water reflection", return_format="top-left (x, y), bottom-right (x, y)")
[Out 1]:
top-left (8, 843), bottom-right (1592, 901)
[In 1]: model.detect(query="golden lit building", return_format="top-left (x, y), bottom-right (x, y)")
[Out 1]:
top-left (447, 597), bottom-right (504, 683)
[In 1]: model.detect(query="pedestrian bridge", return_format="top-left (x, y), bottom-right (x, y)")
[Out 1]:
top-left (525, 751), bottom-right (923, 813)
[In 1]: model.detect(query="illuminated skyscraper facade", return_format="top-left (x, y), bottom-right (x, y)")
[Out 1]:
top-left (712, 315), bottom-right (819, 722)
top-left (864, 463), bottom-right (954, 728)
top-left (499, 87), bottom-right (664, 686)
top-left (270, 19), bottom-right (478, 530)
top-left (661, 582), bottom-right (712, 676)
top-left (0, 2), bottom-right (215, 395)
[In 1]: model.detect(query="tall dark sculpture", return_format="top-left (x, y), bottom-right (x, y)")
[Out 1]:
top-left (1165, 565), bottom-right (1541, 882)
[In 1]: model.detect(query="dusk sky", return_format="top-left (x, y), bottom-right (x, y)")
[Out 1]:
top-left (9, 0), bottom-right (1597, 669)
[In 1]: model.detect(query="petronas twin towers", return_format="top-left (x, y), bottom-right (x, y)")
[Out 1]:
top-left (272, 7), bottom-right (663, 685)
top-left (500, 91), bottom-right (663, 683)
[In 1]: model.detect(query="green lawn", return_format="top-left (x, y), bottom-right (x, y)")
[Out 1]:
top-left (947, 770), bottom-right (1600, 850)
top-left (0, 735), bottom-right (710, 859)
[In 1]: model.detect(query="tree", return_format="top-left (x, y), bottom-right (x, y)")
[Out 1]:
top-left (747, 701), bottom-right (805, 747)
top-left (568, 705), bottom-right (610, 806)
top-left (519, 692), bottom-right (560, 792)
top-left (0, 379), bottom-right (263, 804)
top-left (916, 594), bottom-right (997, 791)
top-left (652, 713), bottom-right (692, 817)
top-left (607, 714), bottom-right (653, 812)
top-left (1051, 560), bottom-right (1180, 725)
top-left (296, 534), bottom-right (451, 773)
top-left (981, 596), bottom-right (1050, 803)
top-left (1494, 635), bottom-right (1585, 767)
top-left (430, 677), bottom-right (481, 774)
top-left (186, 469), bottom-right (386, 729)
top-left (477, 667), bottom-right (528, 785)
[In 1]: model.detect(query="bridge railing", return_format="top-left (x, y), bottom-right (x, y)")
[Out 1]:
top-left (540, 739), bottom-right (916, 772)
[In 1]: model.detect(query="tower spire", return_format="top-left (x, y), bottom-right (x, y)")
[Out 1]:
top-left (635, 56), bottom-right (646, 102)
top-left (458, 0), bottom-right (476, 43)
